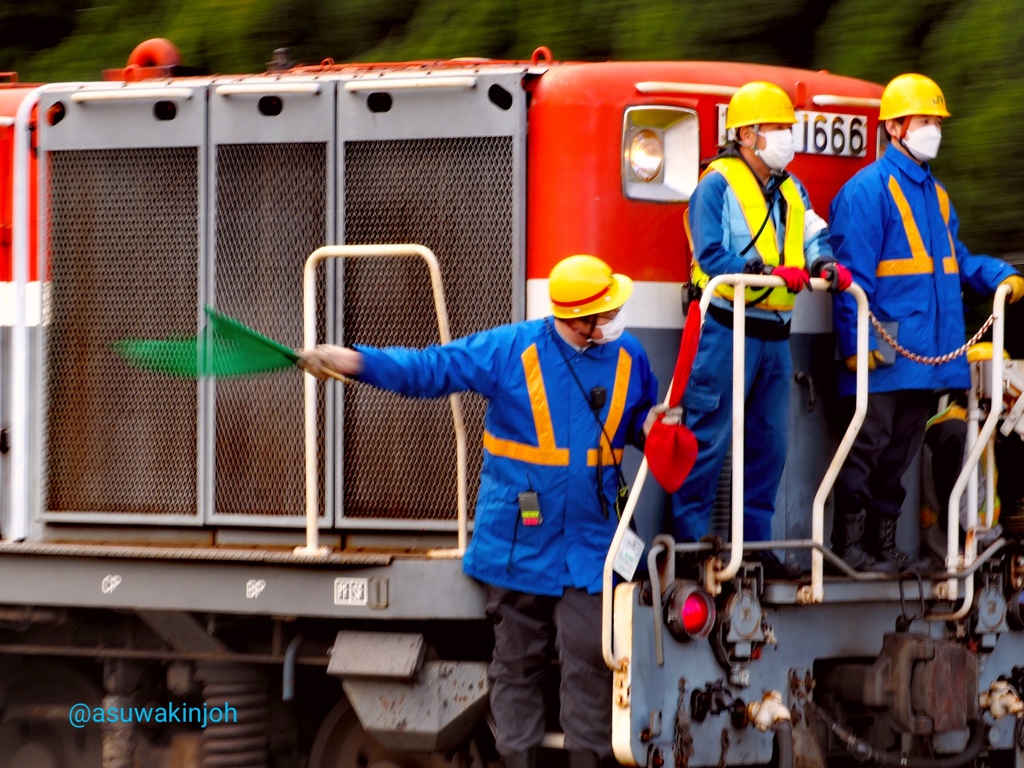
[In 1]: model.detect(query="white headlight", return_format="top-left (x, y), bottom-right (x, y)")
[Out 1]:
top-left (629, 129), bottom-right (664, 182)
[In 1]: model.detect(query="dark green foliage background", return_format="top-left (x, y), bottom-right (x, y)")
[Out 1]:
top-left (2, 0), bottom-right (1020, 254)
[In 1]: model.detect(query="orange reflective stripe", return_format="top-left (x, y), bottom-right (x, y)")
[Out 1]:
top-left (587, 447), bottom-right (624, 465)
top-left (934, 184), bottom-right (958, 274)
top-left (482, 345), bottom-right (633, 469)
top-left (483, 431), bottom-right (569, 466)
top-left (877, 176), bottom-right (934, 277)
top-left (481, 344), bottom-right (570, 466)
top-left (587, 349), bottom-right (632, 466)
top-left (522, 344), bottom-right (557, 449)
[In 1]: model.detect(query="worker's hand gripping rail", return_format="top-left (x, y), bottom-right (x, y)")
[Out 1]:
top-left (601, 275), bottom-right (865, 670)
top-left (296, 245), bottom-right (469, 559)
top-left (929, 283), bottom-right (1010, 619)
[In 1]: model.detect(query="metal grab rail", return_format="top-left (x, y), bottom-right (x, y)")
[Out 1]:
top-left (601, 275), bottom-right (868, 670)
top-left (803, 281), bottom-right (869, 603)
top-left (700, 276), bottom-right (869, 601)
top-left (929, 283), bottom-right (1009, 619)
top-left (296, 245), bottom-right (469, 560)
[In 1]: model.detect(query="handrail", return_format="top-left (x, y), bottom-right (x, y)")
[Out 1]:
top-left (214, 83), bottom-right (322, 97)
top-left (928, 283), bottom-right (1009, 619)
top-left (601, 274), bottom-right (855, 670)
top-left (635, 82), bottom-right (739, 97)
top-left (699, 275), bottom-right (852, 588)
top-left (802, 281), bottom-right (869, 603)
top-left (343, 77), bottom-right (477, 92)
top-left (69, 87), bottom-right (194, 102)
top-left (296, 245), bottom-right (468, 560)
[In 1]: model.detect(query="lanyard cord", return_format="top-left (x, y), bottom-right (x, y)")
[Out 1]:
top-left (545, 319), bottom-right (629, 492)
top-left (739, 186), bottom-right (778, 256)
top-left (737, 183), bottom-right (784, 307)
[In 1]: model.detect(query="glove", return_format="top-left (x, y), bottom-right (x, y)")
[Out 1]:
top-left (844, 350), bottom-right (887, 373)
top-left (1001, 274), bottom-right (1024, 303)
top-left (643, 404), bottom-right (684, 436)
top-left (768, 265), bottom-right (810, 293)
top-left (818, 262), bottom-right (853, 292)
top-left (742, 257), bottom-right (766, 275)
top-left (297, 344), bottom-right (364, 381)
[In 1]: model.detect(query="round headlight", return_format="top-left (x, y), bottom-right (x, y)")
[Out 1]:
top-left (629, 129), bottom-right (664, 182)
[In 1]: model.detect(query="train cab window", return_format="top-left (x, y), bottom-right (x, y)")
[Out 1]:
top-left (621, 106), bottom-right (699, 203)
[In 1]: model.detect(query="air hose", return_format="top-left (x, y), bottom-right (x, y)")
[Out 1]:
top-left (773, 719), bottom-right (794, 768)
top-left (812, 701), bottom-right (988, 768)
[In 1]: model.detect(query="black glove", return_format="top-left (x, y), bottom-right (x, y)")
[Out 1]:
top-left (742, 257), bottom-right (766, 275)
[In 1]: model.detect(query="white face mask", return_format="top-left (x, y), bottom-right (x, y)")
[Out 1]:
top-left (903, 123), bottom-right (942, 162)
top-left (591, 311), bottom-right (626, 345)
top-left (756, 128), bottom-right (796, 172)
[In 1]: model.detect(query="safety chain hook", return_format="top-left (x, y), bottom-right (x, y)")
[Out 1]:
top-left (870, 311), bottom-right (995, 366)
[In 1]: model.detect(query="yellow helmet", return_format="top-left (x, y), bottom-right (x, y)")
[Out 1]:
top-left (879, 73), bottom-right (951, 120)
top-left (549, 255), bottom-right (633, 318)
top-left (966, 342), bottom-right (1010, 363)
top-left (725, 81), bottom-right (796, 129)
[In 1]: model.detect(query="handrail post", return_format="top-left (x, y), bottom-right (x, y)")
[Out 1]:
top-left (803, 282), bottom-right (869, 603)
top-left (294, 245), bottom-right (468, 559)
top-left (929, 283), bottom-right (1008, 618)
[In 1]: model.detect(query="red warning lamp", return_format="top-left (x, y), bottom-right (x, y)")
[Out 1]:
top-left (665, 583), bottom-right (716, 641)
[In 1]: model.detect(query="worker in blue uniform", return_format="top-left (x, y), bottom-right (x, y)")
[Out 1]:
top-left (299, 254), bottom-right (665, 768)
top-left (672, 81), bottom-right (849, 579)
top-left (830, 73), bottom-right (1024, 572)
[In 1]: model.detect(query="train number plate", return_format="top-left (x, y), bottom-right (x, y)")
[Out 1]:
top-left (717, 106), bottom-right (870, 158)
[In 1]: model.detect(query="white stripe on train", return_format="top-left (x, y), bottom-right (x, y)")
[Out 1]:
top-left (0, 281), bottom-right (43, 327)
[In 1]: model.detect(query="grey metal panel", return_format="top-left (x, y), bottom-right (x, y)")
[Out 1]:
top-left (41, 147), bottom-right (202, 520)
top-left (0, 552), bottom-right (486, 620)
top-left (205, 78), bottom-right (336, 524)
top-left (327, 630), bottom-right (425, 679)
top-left (209, 80), bottom-right (335, 145)
top-left (342, 660), bottom-right (490, 751)
top-left (35, 84), bottom-right (207, 523)
top-left (339, 70), bottom-right (527, 141)
top-left (335, 70), bottom-right (527, 526)
top-left (622, 582), bottom-right (1024, 766)
top-left (38, 85), bottom-right (207, 151)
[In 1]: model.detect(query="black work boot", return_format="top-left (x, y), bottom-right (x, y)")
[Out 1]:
top-left (830, 510), bottom-right (881, 571)
top-left (873, 516), bottom-right (920, 571)
top-left (500, 749), bottom-right (537, 768)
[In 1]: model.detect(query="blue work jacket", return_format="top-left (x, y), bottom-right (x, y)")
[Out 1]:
top-left (830, 144), bottom-right (1016, 397)
top-left (355, 318), bottom-right (658, 596)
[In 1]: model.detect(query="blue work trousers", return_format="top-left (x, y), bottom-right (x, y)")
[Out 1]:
top-left (670, 314), bottom-right (791, 543)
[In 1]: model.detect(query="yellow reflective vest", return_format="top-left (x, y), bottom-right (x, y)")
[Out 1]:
top-left (690, 157), bottom-right (806, 312)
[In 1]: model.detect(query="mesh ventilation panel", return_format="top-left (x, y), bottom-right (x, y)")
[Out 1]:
top-left (212, 143), bottom-right (328, 517)
top-left (44, 148), bottom-right (200, 515)
top-left (342, 136), bottom-right (514, 521)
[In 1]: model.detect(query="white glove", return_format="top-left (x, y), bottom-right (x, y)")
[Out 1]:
top-left (297, 345), bottom-right (364, 381)
top-left (643, 404), bottom-right (684, 436)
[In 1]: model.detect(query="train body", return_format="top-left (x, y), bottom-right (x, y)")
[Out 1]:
top-left (0, 42), bottom-right (1021, 768)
